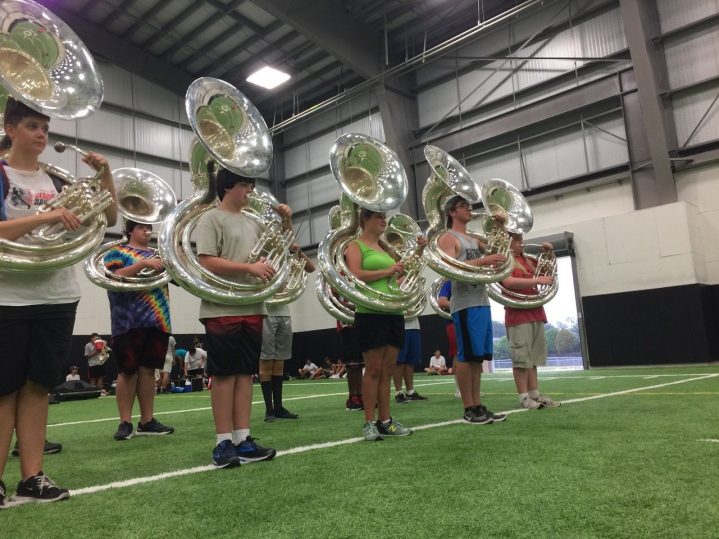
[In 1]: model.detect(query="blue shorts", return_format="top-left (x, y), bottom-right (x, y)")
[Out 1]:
top-left (452, 306), bottom-right (493, 363)
top-left (396, 329), bottom-right (421, 365)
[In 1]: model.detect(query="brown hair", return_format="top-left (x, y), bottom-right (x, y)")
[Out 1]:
top-left (1, 97), bottom-right (49, 149)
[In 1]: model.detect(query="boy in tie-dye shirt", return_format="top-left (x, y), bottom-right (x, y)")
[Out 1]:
top-left (104, 220), bottom-right (174, 441)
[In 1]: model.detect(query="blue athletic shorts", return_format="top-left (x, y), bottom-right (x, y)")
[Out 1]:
top-left (452, 306), bottom-right (493, 363)
top-left (396, 329), bottom-right (421, 365)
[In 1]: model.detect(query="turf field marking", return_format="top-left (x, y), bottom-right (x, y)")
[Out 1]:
top-left (698, 439), bottom-right (719, 443)
top-left (57, 372), bottom-right (716, 500)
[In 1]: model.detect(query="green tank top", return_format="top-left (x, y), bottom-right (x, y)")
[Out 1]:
top-left (354, 239), bottom-right (400, 314)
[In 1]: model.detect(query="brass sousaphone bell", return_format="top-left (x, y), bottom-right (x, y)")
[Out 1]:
top-left (0, 0), bottom-right (110, 271)
top-left (158, 77), bottom-right (292, 304)
top-left (83, 168), bottom-right (177, 292)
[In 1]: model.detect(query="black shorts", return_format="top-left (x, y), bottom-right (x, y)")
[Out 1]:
top-left (187, 368), bottom-right (204, 377)
top-left (88, 364), bottom-right (106, 379)
top-left (354, 313), bottom-right (404, 353)
top-left (0, 302), bottom-right (77, 396)
top-left (203, 315), bottom-right (263, 377)
top-left (339, 326), bottom-right (362, 364)
top-left (112, 327), bottom-right (169, 375)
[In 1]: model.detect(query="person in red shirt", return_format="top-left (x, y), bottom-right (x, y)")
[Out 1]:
top-left (501, 234), bottom-right (560, 409)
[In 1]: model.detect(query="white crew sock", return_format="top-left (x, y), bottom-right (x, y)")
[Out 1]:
top-left (216, 433), bottom-right (232, 445)
top-left (232, 428), bottom-right (250, 445)
top-left (519, 392), bottom-right (529, 403)
top-left (528, 389), bottom-right (541, 399)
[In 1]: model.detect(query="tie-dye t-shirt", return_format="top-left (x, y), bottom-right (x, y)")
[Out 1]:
top-left (104, 245), bottom-right (171, 337)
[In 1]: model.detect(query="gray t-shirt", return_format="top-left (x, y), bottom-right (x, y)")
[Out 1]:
top-left (195, 207), bottom-right (267, 318)
top-left (447, 230), bottom-right (489, 313)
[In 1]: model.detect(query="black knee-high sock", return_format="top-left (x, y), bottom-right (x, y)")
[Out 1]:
top-left (271, 375), bottom-right (284, 411)
top-left (260, 381), bottom-right (273, 412)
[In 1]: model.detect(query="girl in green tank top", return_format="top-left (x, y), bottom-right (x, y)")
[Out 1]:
top-left (344, 207), bottom-right (413, 440)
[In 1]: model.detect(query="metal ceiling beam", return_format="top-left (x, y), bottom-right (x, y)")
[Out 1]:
top-left (39, 3), bottom-right (195, 96)
top-left (139, 0), bottom-right (206, 50)
top-left (411, 72), bottom-right (627, 161)
top-left (99, 0), bottom-right (141, 29)
top-left (120, 0), bottom-right (174, 41)
top-left (249, 0), bottom-right (382, 79)
top-left (618, 0), bottom-right (678, 209)
top-left (177, 19), bottom-right (282, 70)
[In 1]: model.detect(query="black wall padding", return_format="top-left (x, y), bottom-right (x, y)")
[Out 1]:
top-left (582, 284), bottom-right (719, 366)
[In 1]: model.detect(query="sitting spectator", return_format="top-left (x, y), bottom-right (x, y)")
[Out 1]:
top-left (297, 358), bottom-right (318, 379)
top-left (184, 343), bottom-right (208, 378)
top-left (425, 350), bottom-right (452, 375)
top-left (330, 359), bottom-right (347, 379)
top-left (65, 366), bottom-right (81, 382)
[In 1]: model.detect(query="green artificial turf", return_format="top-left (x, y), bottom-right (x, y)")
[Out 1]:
top-left (2, 366), bottom-right (718, 538)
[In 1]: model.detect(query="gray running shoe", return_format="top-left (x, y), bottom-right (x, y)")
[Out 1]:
top-left (377, 418), bottom-right (412, 437)
top-left (521, 396), bottom-right (543, 409)
top-left (532, 394), bottom-right (561, 408)
top-left (363, 421), bottom-right (383, 441)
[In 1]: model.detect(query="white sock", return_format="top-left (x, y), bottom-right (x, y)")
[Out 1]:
top-left (519, 392), bottom-right (529, 402)
top-left (406, 389), bottom-right (415, 396)
top-left (216, 433), bottom-right (232, 445)
top-left (528, 389), bottom-right (540, 399)
top-left (232, 428), bottom-right (250, 445)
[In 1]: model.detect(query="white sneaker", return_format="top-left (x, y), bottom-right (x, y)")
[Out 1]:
top-left (532, 394), bottom-right (560, 408)
top-left (521, 396), bottom-right (543, 409)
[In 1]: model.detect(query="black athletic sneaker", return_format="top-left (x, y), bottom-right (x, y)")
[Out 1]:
top-left (0, 480), bottom-right (7, 509)
top-left (235, 436), bottom-right (276, 464)
top-left (14, 472), bottom-right (70, 504)
top-left (462, 407), bottom-right (493, 425)
top-left (113, 421), bottom-right (133, 441)
top-left (476, 404), bottom-right (507, 423)
top-left (136, 418), bottom-right (174, 436)
top-left (406, 391), bottom-right (428, 401)
top-left (264, 410), bottom-right (276, 422)
top-left (345, 396), bottom-right (364, 411)
top-left (11, 439), bottom-right (63, 457)
top-left (212, 440), bottom-right (241, 469)
top-left (274, 407), bottom-right (299, 419)
top-left (395, 392), bottom-right (408, 404)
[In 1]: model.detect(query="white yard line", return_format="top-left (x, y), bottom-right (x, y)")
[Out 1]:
top-left (57, 372), bottom-right (717, 499)
top-left (698, 439), bottom-right (719, 443)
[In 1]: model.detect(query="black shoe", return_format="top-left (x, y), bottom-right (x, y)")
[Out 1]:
top-left (345, 396), bottom-right (364, 411)
top-left (11, 439), bottom-right (63, 457)
top-left (395, 392), bottom-right (408, 404)
top-left (235, 436), bottom-right (276, 464)
top-left (14, 472), bottom-right (70, 504)
top-left (113, 421), bottom-right (133, 441)
top-left (274, 407), bottom-right (299, 419)
top-left (0, 480), bottom-right (7, 509)
top-left (406, 391), bottom-right (428, 401)
top-left (462, 407), bottom-right (493, 425)
top-left (476, 404), bottom-right (507, 423)
top-left (264, 410), bottom-right (276, 422)
top-left (212, 440), bottom-right (241, 469)
top-left (137, 418), bottom-right (174, 436)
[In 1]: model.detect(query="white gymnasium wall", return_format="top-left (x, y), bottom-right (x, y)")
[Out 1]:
top-left (676, 162), bottom-right (719, 284)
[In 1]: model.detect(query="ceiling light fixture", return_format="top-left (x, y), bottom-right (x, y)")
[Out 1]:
top-left (246, 66), bottom-right (291, 89)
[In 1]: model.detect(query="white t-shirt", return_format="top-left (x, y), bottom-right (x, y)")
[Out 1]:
top-left (405, 317), bottom-right (420, 331)
top-left (66, 374), bottom-right (80, 381)
top-left (302, 362), bottom-right (318, 373)
top-left (429, 355), bottom-right (446, 370)
top-left (184, 348), bottom-right (207, 371)
top-left (0, 165), bottom-right (80, 305)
